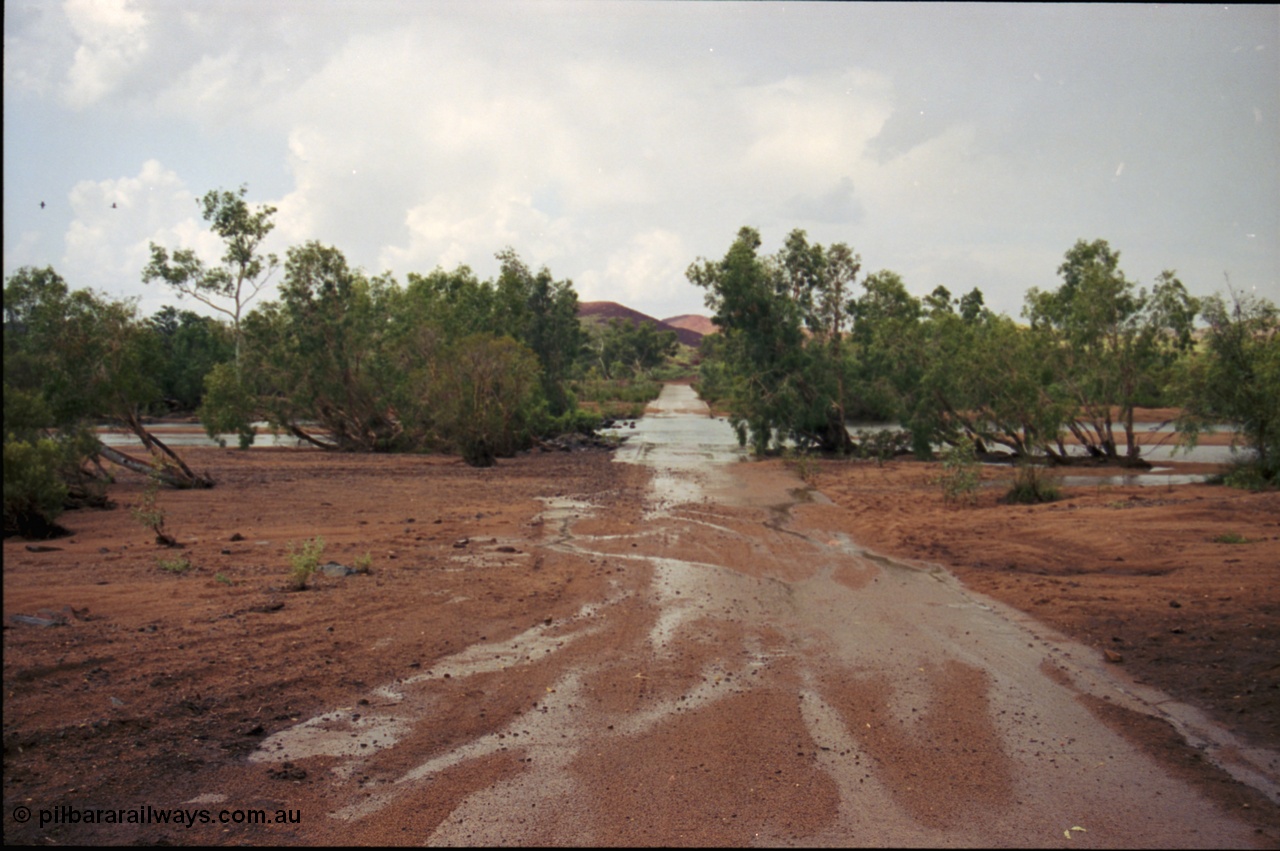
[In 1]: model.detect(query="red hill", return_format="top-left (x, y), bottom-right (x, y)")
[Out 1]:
top-left (577, 301), bottom-right (707, 348)
top-left (662, 314), bottom-right (719, 338)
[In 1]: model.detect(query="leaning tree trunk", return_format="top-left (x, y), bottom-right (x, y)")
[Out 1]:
top-left (95, 442), bottom-right (214, 489)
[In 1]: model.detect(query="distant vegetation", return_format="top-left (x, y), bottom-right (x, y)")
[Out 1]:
top-left (690, 226), bottom-right (1278, 487)
top-left (5, 187), bottom-right (1276, 537)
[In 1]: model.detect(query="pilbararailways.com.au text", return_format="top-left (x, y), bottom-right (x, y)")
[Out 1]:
top-left (19, 804), bottom-right (301, 829)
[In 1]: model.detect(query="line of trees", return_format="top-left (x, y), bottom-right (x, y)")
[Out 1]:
top-left (691, 226), bottom-right (1278, 486)
top-left (3, 185), bottom-right (629, 537)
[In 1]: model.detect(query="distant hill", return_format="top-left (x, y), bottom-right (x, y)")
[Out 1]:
top-left (662, 314), bottom-right (719, 338)
top-left (577, 301), bottom-right (708, 348)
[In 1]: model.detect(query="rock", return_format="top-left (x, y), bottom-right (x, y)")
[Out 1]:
top-left (1104, 649), bottom-right (1124, 663)
top-left (9, 613), bottom-right (65, 628)
top-left (317, 561), bottom-right (357, 577)
top-left (267, 762), bottom-right (307, 781)
top-left (453, 538), bottom-right (470, 548)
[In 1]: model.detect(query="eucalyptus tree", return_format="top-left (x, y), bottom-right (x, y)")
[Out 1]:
top-left (142, 185), bottom-right (279, 368)
top-left (689, 227), bottom-right (862, 453)
top-left (1026, 239), bottom-right (1200, 462)
top-left (1176, 285), bottom-right (1279, 485)
top-left (493, 249), bottom-right (585, 416)
top-left (4, 265), bottom-right (212, 529)
top-left (239, 241), bottom-right (406, 452)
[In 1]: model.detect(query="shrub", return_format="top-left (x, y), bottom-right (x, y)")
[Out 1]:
top-left (130, 472), bottom-right (178, 547)
top-left (286, 536), bottom-right (324, 591)
top-left (1005, 461), bottom-right (1061, 504)
top-left (3, 437), bottom-right (70, 538)
top-left (158, 556), bottom-right (193, 574)
top-left (938, 440), bottom-right (981, 506)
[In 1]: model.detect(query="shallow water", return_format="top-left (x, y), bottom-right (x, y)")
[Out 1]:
top-left (96, 422), bottom-right (304, 448)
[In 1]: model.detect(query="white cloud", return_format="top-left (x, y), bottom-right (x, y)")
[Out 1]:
top-left (61, 159), bottom-right (222, 310)
top-left (578, 229), bottom-right (691, 310)
top-left (61, 0), bottom-right (150, 108)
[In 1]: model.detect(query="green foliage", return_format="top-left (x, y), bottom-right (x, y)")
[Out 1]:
top-left (143, 185), bottom-right (278, 366)
top-left (1004, 462), bottom-right (1061, 504)
top-left (158, 556), bottom-right (193, 574)
top-left (198, 362), bottom-right (256, 448)
top-left (3, 436), bottom-right (70, 538)
top-left (353, 552), bottom-right (373, 574)
top-left (145, 306), bottom-right (236, 411)
top-left (286, 536), bottom-right (325, 591)
top-left (1025, 239), bottom-right (1200, 461)
top-left (1175, 287), bottom-right (1278, 487)
top-left (572, 374), bottom-right (662, 419)
top-left (5, 264), bottom-right (211, 511)
top-left (227, 244), bottom-right (588, 463)
top-left (688, 227), bottom-right (860, 454)
top-left (938, 440), bottom-right (981, 506)
top-left (1210, 532), bottom-right (1251, 544)
top-left (131, 471), bottom-right (178, 546)
top-left (434, 334), bottom-right (543, 466)
top-left (851, 428), bottom-right (911, 463)
top-left (586, 317), bottom-right (679, 379)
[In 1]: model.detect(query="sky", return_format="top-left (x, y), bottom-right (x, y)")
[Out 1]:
top-left (4, 1), bottom-right (1278, 324)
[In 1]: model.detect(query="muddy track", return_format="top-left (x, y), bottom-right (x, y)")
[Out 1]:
top-left (232, 384), bottom-right (1275, 846)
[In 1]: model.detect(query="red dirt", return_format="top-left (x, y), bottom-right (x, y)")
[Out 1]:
top-left (3, 440), bottom-right (1278, 844)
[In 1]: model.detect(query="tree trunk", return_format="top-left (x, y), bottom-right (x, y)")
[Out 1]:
top-left (95, 442), bottom-right (212, 489)
top-left (122, 414), bottom-right (215, 487)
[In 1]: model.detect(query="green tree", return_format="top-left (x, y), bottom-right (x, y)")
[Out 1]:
top-left (243, 241), bottom-right (405, 451)
top-left (689, 227), bottom-right (859, 453)
top-left (4, 266), bottom-right (212, 518)
top-left (493, 249), bottom-right (585, 416)
top-left (434, 334), bottom-right (543, 466)
top-left (145, 306), bottom-right (236, 412)
top-left (143, 185), bottom-right (279, 368)
top-left (1176, 286), bottom-right (1279, 486)
top-left (594, 317), bottom-right (679, 378)
top-left (1025, 239), bottom-right (1199, 462)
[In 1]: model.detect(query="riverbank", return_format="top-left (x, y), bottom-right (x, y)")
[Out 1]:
top-left (3, 443), bottom-right (1277, 843)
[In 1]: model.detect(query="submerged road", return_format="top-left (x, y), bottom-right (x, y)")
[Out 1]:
top-left (251, 384), bottom-right (1274, 846)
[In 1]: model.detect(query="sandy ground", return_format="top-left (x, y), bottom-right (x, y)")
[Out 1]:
top-left (3, 417), bottom-right (1278, 845)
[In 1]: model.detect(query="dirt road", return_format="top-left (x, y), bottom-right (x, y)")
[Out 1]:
top-left (235, 384), bottom-right (1271, 845)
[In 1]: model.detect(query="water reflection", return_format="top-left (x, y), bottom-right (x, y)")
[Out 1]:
top-left (95, 422), bottom-right (305, 448)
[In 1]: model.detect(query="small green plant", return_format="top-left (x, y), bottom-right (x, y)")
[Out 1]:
top-left (353, 551), bottom-right (373, 574)
top-left (131, 469), bottom-right (178, 547)
top-left (214, 572), bottom-right (234, 585)
top-left (1005, 461), bottom-right (1061, 504)
top-left (854, 428), bottom-right (910, 464)
top-left (157, 556), bottom-right (192, 574)
top-left (1211, 532), bottom-right (1251, 544)
top-left (938, 440), bottom-right (981, 506)
top-left (286, 536), bottom-right (325, 591)
top-left (786, 450), bottom-right (818, 485)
